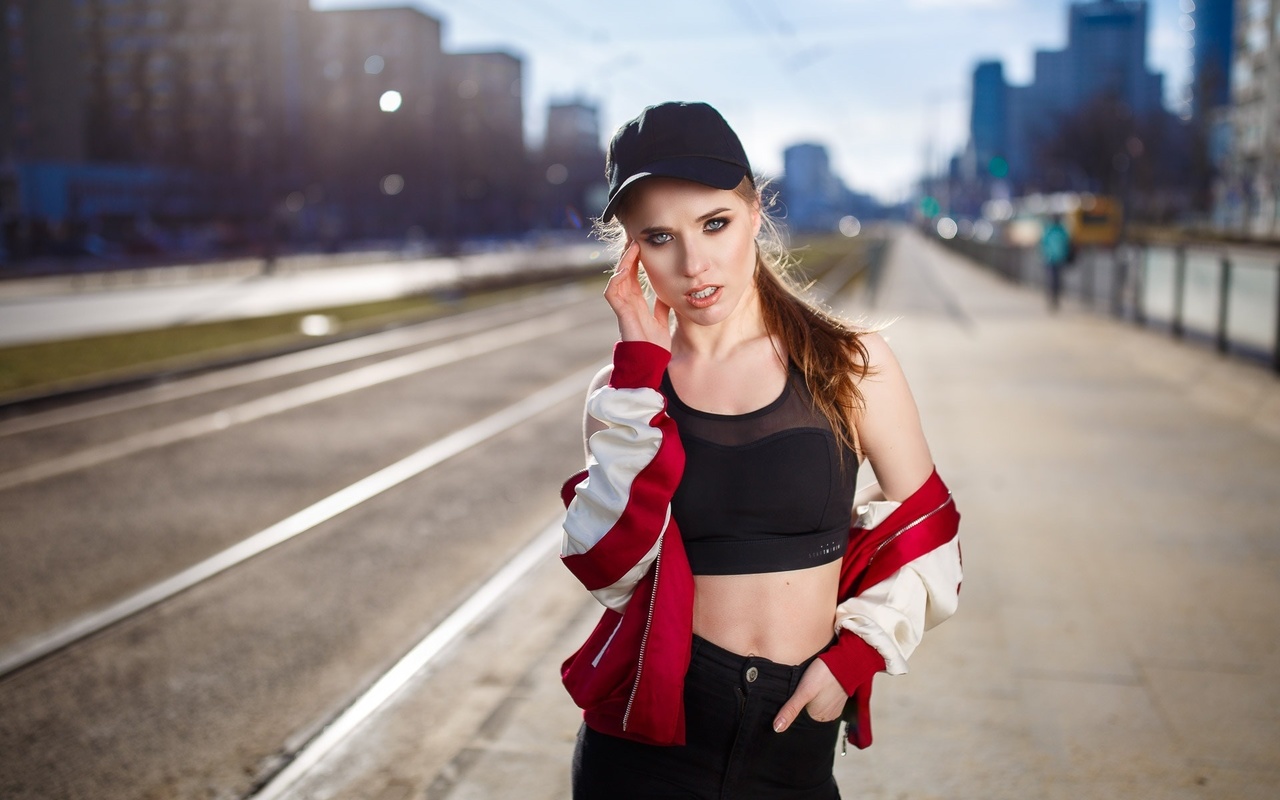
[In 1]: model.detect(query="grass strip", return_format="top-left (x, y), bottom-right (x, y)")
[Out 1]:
top-left (0, 275), bottom-right (606, 403)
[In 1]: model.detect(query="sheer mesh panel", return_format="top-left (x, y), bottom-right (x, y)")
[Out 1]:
top-left (659, 370), bottom-right (832, 446)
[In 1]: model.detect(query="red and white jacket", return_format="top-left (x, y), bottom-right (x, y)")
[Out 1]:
top-left (559, 340), bottom-right (962, 748)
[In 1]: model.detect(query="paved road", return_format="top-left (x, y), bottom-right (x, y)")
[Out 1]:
top-left (0, 244), bottom-right (603, 345)
top-left (270, 227), bottom-right (1279, 800)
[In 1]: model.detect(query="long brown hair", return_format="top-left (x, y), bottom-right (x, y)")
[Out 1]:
top-left (598, 177), bottom-right (875, 457)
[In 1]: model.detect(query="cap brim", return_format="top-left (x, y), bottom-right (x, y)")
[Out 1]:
top-left (602, 157), bottom-right (749, 222)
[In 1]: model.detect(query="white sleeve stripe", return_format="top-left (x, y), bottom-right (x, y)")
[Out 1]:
top-left (562, 385), bottom-right (667, 557)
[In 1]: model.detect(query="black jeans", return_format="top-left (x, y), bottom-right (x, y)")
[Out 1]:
top-left (572, 634), bottom-right (842, 799)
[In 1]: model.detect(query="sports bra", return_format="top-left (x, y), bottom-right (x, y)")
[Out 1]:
top-left (659, 365), bottom-right (858, 576)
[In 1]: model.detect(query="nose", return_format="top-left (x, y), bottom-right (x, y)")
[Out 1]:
top-left (679, 238), bottom-right (708, 278)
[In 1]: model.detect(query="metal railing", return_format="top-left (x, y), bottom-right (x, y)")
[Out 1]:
top-left (934, 234), bottom-right (1280, 375)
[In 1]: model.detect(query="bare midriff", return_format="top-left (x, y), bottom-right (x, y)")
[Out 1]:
top-left (691, 559), bottom-right (841, 666)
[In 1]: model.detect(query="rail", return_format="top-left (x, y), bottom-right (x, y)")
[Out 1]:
top-left (934, 233), bottom-right (1280, 375)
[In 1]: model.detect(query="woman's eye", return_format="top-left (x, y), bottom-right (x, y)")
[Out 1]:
top-left (646, 232), bottom-right (673, 245)
top-left (705, 218), bottom-right (728, 232)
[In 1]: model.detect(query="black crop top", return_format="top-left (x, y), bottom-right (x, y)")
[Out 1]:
top-left (659, 366), bottom-right (858, 576)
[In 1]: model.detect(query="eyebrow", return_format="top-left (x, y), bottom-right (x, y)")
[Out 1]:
top-left (638, 208), bottom-right (733, 236)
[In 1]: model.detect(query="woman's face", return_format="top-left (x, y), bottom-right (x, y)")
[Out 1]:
top-left (619, 178), bottom-right (761, 328)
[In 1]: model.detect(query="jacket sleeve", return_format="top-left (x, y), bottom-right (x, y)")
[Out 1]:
top-left (560, 341), bottom-right (684, 613)
top-left (817, 495), bottom-right (963, 694)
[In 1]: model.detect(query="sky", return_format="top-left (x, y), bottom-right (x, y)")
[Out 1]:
top-left (311, 0), bottom-right (1193, 203)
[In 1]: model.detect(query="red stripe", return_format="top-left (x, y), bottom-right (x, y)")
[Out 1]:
top-left (561, 411), bottom-right (685, 591)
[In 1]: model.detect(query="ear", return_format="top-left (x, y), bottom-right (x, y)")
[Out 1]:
top-left (750, 202), bottom-right (762, 238)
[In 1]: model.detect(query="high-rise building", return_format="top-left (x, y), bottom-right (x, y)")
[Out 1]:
top-left (1192, 0), bottom-right (1235, 118)
top-left (444, 51), bottom-right (526, 238)
top-left (967, 0), bottom-right (1168, 193)
top-left (0, 0), bottom-right (536, 258)
top-left (0, 0), bottom-right (85, 164)
top-left (783, 143), bottom-right (846, 231)
top-left (78, 0), bottom-right (310, 193)
top-left (539, 98), bottom-right (605, 228)
top-left (1067, 0), bottom-right (1163, 115)
top-left (308, 6), bottom-right (449, 240)
top-left (970, 61), bottom-right (1008, 179)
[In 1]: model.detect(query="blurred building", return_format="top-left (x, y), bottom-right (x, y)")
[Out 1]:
top-left (307, 6), bottom-right (449, 243)
top-left (0, 0), bottom-right (314, 260)
top-left (970, 61), bottom-right (1008, 183)
top-left (0, 0), bottom-right (540, 262)
top-left (1192, 0), bottom-right (1235, 119)
top-left (780, 143), bottom-right (882, 232)
top-left (537, 98), bottom-right (605, 229)
top-left (79, 0), bottom-right (310, 215)
top-left (1, 0), bottom-right (85, 163)
top-left (962, 0), bottom-right (1171, 201)
top-left (444, 51), bottom-right (527, 241)
top-left (1215, 0), bottom-right (1280, 234)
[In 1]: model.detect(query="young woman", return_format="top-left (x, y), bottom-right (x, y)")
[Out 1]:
top-left (559, 101), bottom-right (962, 799)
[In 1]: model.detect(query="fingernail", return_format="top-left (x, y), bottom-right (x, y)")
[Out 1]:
top-left (773, 719), bottom-right (785, 733)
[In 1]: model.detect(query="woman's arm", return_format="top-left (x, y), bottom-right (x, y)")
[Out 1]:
top-left (774, 332), bottom-right (961, 733)
top-left (853, 332), bottom-right (935, 501)
top-left (560, 342), bottom-right (681, 613)
top-left (561, 244), bottom-right (682, 613)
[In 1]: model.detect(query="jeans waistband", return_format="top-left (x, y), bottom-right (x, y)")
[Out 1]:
top-left (689, 634), bottom-right (826, 697)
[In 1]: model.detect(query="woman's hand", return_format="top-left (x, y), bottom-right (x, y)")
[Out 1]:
top-left (604, 241), bottom-right (671, 350)
top-left (773, 658), bottom-right (847, 733)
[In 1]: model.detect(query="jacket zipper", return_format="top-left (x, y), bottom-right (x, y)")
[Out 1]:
top-left (621, 541), bottom-right (661, 732)
top-left (866, 493), bottom-right (954, 567)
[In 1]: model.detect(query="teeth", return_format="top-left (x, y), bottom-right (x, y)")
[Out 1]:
top-left (690, 286), bottom-right (716, 300)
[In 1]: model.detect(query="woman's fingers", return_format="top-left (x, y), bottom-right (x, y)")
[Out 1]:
top-left (653, 295), bottom-right (670, 330)
top-left (615, 240), bottom-right (640, 275)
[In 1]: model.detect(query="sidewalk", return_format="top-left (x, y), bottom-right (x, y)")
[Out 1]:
top-left (0, 243), bottom-right (603, 346)
top-left (279, 227), bottom-right (1280, 799)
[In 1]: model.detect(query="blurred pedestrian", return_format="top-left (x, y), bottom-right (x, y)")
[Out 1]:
top-left (558, 101), bottom-right (963, 799)
top-left (1040, 214), bottom-right (1072, 311)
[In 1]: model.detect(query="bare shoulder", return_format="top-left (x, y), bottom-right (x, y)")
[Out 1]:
top-left (853, 330), bottom-right (909, 388)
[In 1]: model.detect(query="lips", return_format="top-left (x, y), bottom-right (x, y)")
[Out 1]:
top-left (686, 285), bottom-right (721, 308)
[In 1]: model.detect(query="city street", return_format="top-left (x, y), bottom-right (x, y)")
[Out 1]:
top-left (1, 228), bottom-right (1279, 799)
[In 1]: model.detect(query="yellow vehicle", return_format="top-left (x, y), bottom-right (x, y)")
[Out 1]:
top-left (1065, 195), bottom-right (1122, 247)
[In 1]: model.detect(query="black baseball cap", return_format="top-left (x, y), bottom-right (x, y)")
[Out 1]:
top-left (601, 101), bottom-right (754, 222)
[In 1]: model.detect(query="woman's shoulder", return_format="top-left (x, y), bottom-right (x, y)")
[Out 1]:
top-left (847, 329), bottom-right (912, 394)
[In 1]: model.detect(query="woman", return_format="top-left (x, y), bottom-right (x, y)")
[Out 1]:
top-left (559, 101), bottom-right (962, 799)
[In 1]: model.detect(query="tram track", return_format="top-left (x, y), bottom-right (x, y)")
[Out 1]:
top-left (0, 363), bottom-right (599, 679)
top-left (0, 284), bottom-right (617, 798)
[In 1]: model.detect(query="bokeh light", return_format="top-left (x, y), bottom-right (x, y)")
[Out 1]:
top-left (379, 91), bottom-right (402, 112)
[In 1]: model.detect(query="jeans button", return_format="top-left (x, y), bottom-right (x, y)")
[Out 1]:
top-left (745, 666), bottom-right (759, 683)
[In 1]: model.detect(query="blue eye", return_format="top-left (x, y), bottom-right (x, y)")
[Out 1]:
top-left (705, 218), bottom-right (728, 232)
top-left (646, 232), bottom-right (673, 246)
